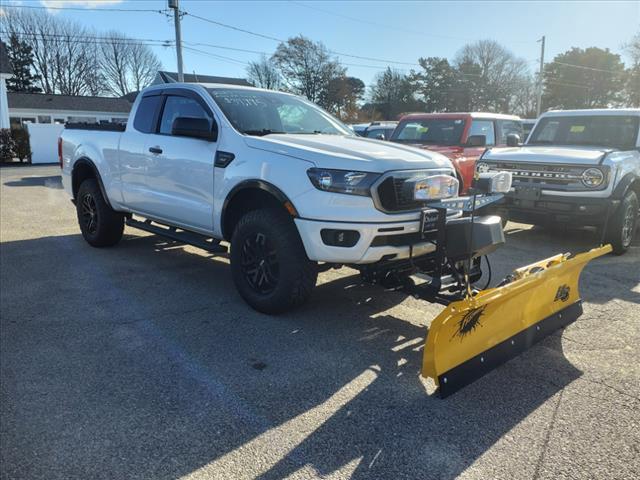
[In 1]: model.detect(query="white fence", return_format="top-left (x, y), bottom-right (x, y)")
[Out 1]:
top-left (25, 123), bottom-right (64, 164)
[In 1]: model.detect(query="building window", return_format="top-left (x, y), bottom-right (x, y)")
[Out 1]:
top-left (21, 118), bottom-right (36, 124)
top-left (54, 119), bottom-right (65, 124)
top-left (67, 116), bottom-right (97, 124)
top-left (37, 115), bottom-right (52, 124)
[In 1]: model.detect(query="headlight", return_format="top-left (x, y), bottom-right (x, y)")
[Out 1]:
top-left (581, 168), bottom-right (604, 188)
top-left (476, 162), bottom-right (490, 173)
top-left (307, 168), bottom-right (380, 196)
top-left (474, 171), bottom-right (513, 194)
top-left (413, 174), bottom-right (459, 200)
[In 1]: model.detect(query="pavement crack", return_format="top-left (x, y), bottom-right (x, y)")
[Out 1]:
top-left (532, 389), bottom-right (564, 480)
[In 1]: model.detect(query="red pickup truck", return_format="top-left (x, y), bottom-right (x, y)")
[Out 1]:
top-left (390, 112), bottom-right (523, 193)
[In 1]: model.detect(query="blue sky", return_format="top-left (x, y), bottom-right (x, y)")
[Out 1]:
top-left (3, 0), bottom-right (640, 89)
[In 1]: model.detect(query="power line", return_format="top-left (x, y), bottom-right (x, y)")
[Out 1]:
top-left (183, 10), bottom-right (422, 68)
top-left (289, 1), bottom-right (537, 44)
top-left (548, 60), bottom-right (626, 75)
top-left (289, 1), bottom-right (473, 42)
top-left (184, 12), bottom-right (283, 43)
top-left (2, 30), bottom-right (173, 48)
top-left (0, 3), bottom-right (168, 14)
top-left (182, 46), bottom-right (250, 67)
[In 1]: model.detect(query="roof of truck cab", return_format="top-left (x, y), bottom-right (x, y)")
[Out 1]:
top-left (399, 112), bottom-right (521, 121)
top-left (142, 82), bottom-right (294, 96)
top-left (541, 108), bottom-right (640, 117)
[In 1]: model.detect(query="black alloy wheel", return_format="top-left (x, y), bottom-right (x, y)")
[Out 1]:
top-left (241, 232), bottom-right (280, 294)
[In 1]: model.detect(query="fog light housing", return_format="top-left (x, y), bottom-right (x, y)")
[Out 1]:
top-left (321, 229), bottom-right (360, 247)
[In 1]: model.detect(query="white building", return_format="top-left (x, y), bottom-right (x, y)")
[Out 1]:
top-left (8, 92), bottom-right (131, 127)
top-left (0, 41), bottom-right (13, 129)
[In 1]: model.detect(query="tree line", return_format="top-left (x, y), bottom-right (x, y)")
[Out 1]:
top-left (3, 8), bottom-right (638, 117)
top-left (249, 34), bottom-right (640, 121)
top-left (2, 9), bottom-right (162, 97)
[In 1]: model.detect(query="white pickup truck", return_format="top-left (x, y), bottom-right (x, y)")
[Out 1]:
top-left (62, 83), bottom-right (504, 313)
top-left (477, 109), bottom-right (640, 254)
top-left (62, 83), bottom-right (618, 395)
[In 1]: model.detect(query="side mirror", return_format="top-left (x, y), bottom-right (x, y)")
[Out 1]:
top-left (171, 117), bottom-right (216, 141)
top-left (375, 133), bottom-right (386, 140)
top-left (466, 134), bottom-right (486, 147)
top-left (506, 133), bottom-right (521, 147)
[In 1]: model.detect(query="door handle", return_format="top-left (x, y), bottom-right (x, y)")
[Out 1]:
top-left (149, 146), bottom-right (163, 154)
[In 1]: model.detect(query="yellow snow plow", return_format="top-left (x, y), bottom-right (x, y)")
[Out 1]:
top-left (421, 244), bottom-right (611, 397)
top-left (358, 172), bottom-right (610, 397)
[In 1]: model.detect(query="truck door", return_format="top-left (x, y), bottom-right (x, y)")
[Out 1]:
top-left (119, 92), bottom-right (163, 211)
top-left (141, 92), bottom-right (218, 233)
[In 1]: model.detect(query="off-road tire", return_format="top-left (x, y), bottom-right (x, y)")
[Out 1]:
top-left (606, 190), bottom-right (638, 255)
top-left (230, 208), bottom-right (317, 314)
top-left (76, 178), bottom-right (124, 247)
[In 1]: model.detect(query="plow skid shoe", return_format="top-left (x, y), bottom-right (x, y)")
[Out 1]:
top-left (422, 245), bottom-right (611, 398)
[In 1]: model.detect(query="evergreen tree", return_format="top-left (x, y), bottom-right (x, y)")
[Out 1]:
top-left (5, 34), bottom-right (41, 93)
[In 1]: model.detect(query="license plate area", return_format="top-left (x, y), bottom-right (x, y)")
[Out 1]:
top-left (421, 210), bottom-right (439, 234)
top-left (514, 186), bottom-right (541, 201)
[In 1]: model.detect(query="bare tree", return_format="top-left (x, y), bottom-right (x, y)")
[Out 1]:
top-left (2, 9), bottom-right (160, 97)
top-left (454, 39), bottom-right (530, 112)
top-left (246, 55), bottom-right (281, 90)
top-left (271, 35), bottom-right (345, 107)
top-left (3, 9), bottom-right (60, 93)
top-left (100, 31), bottom-right (131, 97)
top-left (101, 32), bottom-right (161, 96)
top-left (129, 41), bottom-right (161, 92)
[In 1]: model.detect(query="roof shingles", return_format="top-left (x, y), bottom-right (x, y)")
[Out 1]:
top-left (7, 92), bottom-right (131, 113)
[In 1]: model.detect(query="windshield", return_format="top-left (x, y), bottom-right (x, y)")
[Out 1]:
top-left (528, 115), bottom-right (639, 150)
top-left (390, 118), bottom-right (466, 146)
top-left (207, 88), bottom-right (352, 136)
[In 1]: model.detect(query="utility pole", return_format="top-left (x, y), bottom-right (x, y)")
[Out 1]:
top-left (168, 0), bottom-right (184, 82)
top-left (536, 35), bottom-right (545, 118)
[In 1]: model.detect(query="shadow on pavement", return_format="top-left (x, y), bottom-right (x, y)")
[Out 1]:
top-left (2, 230), bottom-right (624, 479)
top-left (3, 175), bottom-right (63, 189)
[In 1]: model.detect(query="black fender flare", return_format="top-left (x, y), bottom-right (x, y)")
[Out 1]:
top-left (72, 158), bottom-right (113, 209)
top-left (612, 172), bottom-right (639, 200)
top-left (221, 180), bottom-right (298, 239)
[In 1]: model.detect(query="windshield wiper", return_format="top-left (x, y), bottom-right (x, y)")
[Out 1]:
top-left (243, 129), bottom-right (286, 136)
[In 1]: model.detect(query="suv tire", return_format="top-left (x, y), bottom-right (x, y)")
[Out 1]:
top-left (76, 178), bottom-right (124, 247)
top-left (230, 208), bottom-right (317, 313)
top-left (606, 190), bottom-right (638, 255)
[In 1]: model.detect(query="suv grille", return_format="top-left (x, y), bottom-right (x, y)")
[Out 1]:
top-left (485, 162), bottom-right (608, 191)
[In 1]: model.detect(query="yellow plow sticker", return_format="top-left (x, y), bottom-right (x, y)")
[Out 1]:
top-left (421, 245), bottom-right (611, 397)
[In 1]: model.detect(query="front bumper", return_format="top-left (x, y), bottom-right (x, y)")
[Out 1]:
top-left (496, 190), bottom-right (617, 226)
top-left (295, 218), bottom-right (436, 264)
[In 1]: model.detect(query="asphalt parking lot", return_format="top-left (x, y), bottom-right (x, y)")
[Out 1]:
top-left (1, 165), bottom-right (639, 480)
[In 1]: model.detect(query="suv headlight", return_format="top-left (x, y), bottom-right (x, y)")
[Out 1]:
top-left (581, 168), bottom-right (604, 188)
top-left (307, 168), bottom-right (380, 196)
top-left (413, 174), bottom-right (459, 200)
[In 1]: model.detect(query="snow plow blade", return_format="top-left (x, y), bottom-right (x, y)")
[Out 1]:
top-left (422, 245), bottom-right (611, 398)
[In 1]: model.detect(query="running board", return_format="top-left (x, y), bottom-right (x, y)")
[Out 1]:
top-left (126, 218), bottom-right (227, 253)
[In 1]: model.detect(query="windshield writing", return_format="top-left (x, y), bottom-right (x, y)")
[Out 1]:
top-left (208, 88), bottom-right (352, 136)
